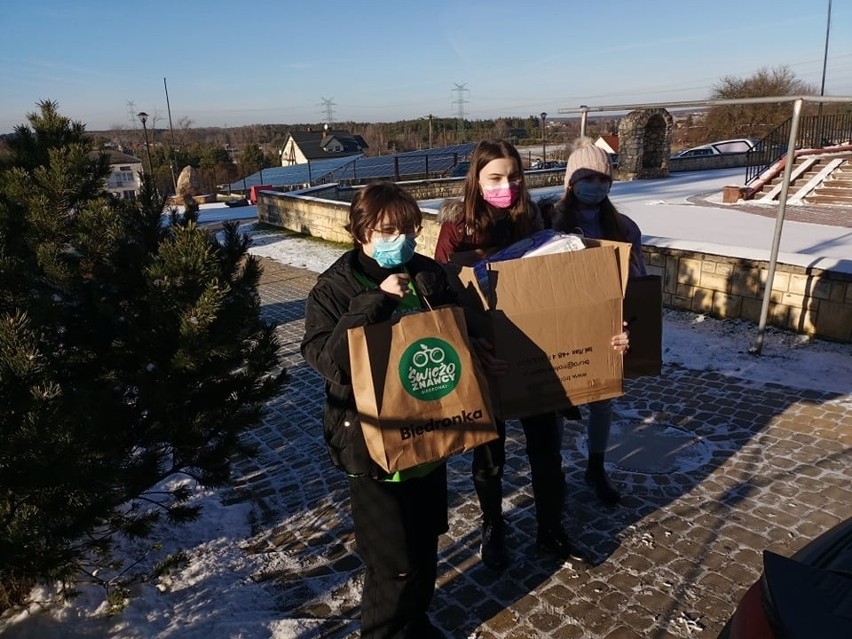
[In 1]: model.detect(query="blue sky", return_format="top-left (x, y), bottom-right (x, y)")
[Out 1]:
top-left (1, 0), bottom-right (850, 134)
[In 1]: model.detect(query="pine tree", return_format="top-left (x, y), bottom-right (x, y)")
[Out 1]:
top-left (0, 101), bottom-right (283, 608)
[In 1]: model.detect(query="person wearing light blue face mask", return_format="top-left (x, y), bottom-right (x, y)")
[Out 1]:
top-left (302, 181), bottom-right (463, 639)
top-left (371, 231), bottom-right (417, 268)
top-left (550, 137), bottom-right (647, 508)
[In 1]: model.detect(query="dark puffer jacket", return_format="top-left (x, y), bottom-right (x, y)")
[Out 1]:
top-left (300, 249), bottom-right (458, 478)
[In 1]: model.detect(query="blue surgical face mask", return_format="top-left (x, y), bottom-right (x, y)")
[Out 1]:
top-left (573, 180), bottom-right (611, 206)
top-left (371, 234), bottom-right (416, 268)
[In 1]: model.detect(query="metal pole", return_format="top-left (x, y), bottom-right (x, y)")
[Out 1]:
top-left (820, 0), bottom-right (832, 98)
top-left (428, 114), bottom-right (433, 149)
top-left (540, 112), bottom-right (547, 163)
top-left (163, 77), bottom-right (178, 193)
top-left (579, 106), bottom-right (589, 138)
top-left (749, 98), bottom-right (804, 355)
top-left (142, 124), bottom-right (153, 175)
top-left (817, 0), bottom-right (832, 145)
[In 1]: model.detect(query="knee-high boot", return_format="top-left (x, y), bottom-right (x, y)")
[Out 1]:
top-left (472, 471), bottom-right (506, 569)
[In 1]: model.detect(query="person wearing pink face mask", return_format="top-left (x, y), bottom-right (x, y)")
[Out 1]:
top-left (434, 140), bottom-right (591, 570)
top-left (434, 140), bottom-right (541, 264)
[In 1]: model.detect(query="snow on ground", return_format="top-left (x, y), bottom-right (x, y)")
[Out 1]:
top-left (2, 170), bottom-right (851, 637)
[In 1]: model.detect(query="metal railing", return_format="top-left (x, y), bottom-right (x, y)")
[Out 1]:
top-left (745, 112), bottom-right (852, 184)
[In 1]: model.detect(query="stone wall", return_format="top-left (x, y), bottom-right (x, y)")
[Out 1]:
top-left (642, 245), bottom-right (852, 342)
top-left (257, 186), bottom-right (352, 244)
top-left (257, 187), bottom-right (852, 343)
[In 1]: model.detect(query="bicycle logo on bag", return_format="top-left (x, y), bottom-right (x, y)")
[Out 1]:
top-left (399, 337), bottom-right (461, 401)
top-left (412, 344), bottom-right (445, 367)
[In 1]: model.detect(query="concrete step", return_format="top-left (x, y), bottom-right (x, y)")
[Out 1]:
top-left (754, 154), bottom-right (852, 201)
top-left (816, 187), bottom-right (852, 196)
top-left (804, 194), bottom-right (852, 205)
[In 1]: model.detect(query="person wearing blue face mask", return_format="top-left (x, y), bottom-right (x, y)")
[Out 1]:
top-left (371, 229), bottom-right (417, 269)
top-left (550, 137), bottom-right (647, 507)
top-left (301, 181), bottom-right (462, 639)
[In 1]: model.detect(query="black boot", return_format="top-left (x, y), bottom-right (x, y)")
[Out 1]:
top-left (536, 524), bottom-right (590, 564)
top-left (585, 453), bottom-right (621, 506)
top-left (474, 473), bottom-right (507, 569)
top-left (480, 517), bottom-right (507, 570)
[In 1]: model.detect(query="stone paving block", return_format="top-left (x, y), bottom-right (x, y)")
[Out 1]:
top-left (603, 627), bottom-right (644, 639)
top-left (616, 605), bottom-right (658, 634)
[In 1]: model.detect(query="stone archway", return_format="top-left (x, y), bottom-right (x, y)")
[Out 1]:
top-left (617, 108), bottom-right (673, 180)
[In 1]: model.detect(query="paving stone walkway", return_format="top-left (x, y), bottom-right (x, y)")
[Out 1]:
top-left (227, 257), bottom-right (851, 639)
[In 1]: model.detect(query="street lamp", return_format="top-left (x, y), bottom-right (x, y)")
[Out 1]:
top-left (540, 112), bottom-right (547, 163)
top-left (579, 105), bottom-right (589, 138)
top-left (137, 111), bottom-right (153, 177)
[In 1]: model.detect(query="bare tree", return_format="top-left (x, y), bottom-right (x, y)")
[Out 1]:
top-left (176, 116), bottom-right (194, 146)
top-left (702, 66), bottom-right (816, 141)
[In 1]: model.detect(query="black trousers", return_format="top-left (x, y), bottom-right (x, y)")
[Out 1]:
top-left (348, 464), bottom-right (448, 639)
top-left (472, 412), bottom-right (564, 528)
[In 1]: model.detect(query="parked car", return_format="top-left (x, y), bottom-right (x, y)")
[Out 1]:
top-left (672, 138), bottom-right (760, 159)
top-left (530, 160), bottom-right (566, 170)
top-left (717, 516), bottom-right (852, 638)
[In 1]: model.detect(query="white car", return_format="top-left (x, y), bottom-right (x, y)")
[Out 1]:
top-left (672, 138), bottom-right (759, 158)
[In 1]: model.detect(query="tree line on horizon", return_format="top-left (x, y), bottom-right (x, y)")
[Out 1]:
top-left (2, 65), bottom-right (849, 196)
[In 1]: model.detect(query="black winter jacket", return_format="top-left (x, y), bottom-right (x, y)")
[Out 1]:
top-left (300, 249), bottom-right (458, 478)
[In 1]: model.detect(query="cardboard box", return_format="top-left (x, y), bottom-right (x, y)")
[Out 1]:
top-left (448, 238), bottom-right (632, 419)
top-left (623, 275), bottom-right (663, 378)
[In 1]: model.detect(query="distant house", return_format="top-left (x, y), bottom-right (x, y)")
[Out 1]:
top-left (594, 134), bottom-right (619, 155)
top-left (96, 150), bottom-right (144, 199)
top-left (279, 125), bottom-right (368, 166)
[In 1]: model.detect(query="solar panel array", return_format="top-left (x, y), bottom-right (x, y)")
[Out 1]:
top-left (225, 143), bottom-right (477, 192)
top-left (225, 156), bottom-right (357, 190)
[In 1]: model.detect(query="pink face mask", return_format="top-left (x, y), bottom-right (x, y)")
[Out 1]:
top-left (481, 182), bottom-right (520, 209)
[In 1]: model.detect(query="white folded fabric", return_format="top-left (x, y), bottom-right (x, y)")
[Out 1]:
top-left (522, 233), bottom-right (586, 258)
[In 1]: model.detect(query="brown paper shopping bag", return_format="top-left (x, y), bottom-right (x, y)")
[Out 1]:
top-left (348, 306), bottom-right (498, 473)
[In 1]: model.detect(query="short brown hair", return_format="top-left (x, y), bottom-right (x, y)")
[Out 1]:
top-left (346, 181), bottom-right (423, 244)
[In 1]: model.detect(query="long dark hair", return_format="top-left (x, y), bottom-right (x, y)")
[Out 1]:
top-left (461, 139), bottom-right (537, 241)
top-left (554, 190), bottom-right (630, 243)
